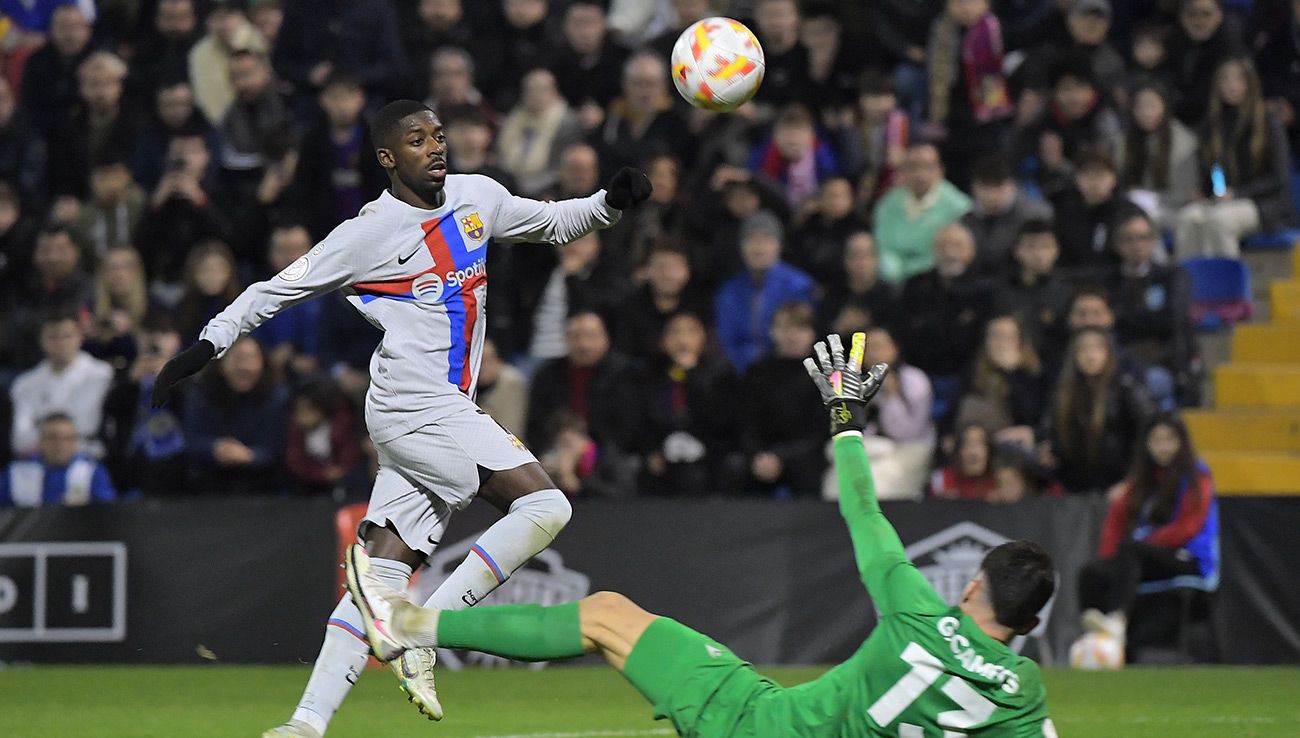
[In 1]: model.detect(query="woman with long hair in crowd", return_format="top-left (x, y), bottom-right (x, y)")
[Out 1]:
top-left (1117, 81), bottom-right (1199, 230)
top-left (176, 240), bottom-right (241, 342)
top-left (1175, 54), bottom-right (1297, 258)
top-left (1039, 327), bottom-right (1154, 494)
top-left (1074, 411), bottom-right (1219, 662)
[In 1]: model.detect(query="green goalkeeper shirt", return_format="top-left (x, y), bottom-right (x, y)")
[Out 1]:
top-left (744, 435), bottom-right (1056, 737)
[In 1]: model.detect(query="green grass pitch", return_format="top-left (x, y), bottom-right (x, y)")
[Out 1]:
top-left (1, 664), bottom-right (1297, 737)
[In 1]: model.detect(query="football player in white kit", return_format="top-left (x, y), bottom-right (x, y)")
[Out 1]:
top-left (151, 100), bottom-right (652, 737)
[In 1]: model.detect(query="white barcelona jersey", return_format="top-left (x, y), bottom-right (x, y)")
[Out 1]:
top-left (200, 175), bottom-right (621, 443)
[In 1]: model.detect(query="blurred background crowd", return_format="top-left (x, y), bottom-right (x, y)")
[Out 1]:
top-left (0, 0), bottom-right (1296, 506)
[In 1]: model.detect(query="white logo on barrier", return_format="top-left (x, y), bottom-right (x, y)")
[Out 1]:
top-left (410, 531), bottom-right (590, 670)
top-left (903, 522), bottom-right (1055, 656)
top-left (0, 541), bottom-right (128, 643)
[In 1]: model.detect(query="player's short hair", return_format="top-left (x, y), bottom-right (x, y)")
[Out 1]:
top-left (370, 99), bottom-right (436, 150)
top-left (980, 541), bottom-right (1055, 631)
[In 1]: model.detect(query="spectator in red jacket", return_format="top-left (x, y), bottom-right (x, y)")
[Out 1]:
top-left (284, 378), bottom-right (361, 497)
top-left (1076, 411), bottom-right (1219, 654)
top-left (930, 422), bottom-right (999, 501)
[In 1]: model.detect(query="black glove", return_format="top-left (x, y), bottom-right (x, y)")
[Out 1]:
top-left (803, 332), bottom-right (889, 436)
top-left (151, 339), bottom-right (216, 407)
top-left (603, 167), bottom-right (652, 210)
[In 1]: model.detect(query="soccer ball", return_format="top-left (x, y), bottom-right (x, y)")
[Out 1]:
top-left (670, 17), bottom-right (765, 112)
top-left (1068, 631), bottom-right (1125, 670)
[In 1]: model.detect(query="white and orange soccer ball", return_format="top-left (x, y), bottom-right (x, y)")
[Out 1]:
top-left (1068, 631), bottom-right (1125, 670)
top-left (670, 17), bottom-right (765, 112)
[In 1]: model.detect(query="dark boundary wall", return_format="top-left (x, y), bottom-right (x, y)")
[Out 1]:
top-left (0, 497), bottom-right (1295, 664)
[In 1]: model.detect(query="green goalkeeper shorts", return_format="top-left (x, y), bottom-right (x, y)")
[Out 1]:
top-left (622, 617), bottom-right (780, 738)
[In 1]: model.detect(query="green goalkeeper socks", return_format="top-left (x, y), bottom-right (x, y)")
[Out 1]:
top-left (433, 602), bottom-right (586, 662)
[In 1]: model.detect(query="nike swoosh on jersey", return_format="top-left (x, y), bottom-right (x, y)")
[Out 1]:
top-left (397, 248), bottom-right (420, 265)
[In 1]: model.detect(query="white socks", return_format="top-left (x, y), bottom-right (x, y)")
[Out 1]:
top-left (286, 489), bottom-right (571, 734)
top-left (291, 557), bottom-right (413, 735)
top-left (423, 489), bottom-right (571, 610)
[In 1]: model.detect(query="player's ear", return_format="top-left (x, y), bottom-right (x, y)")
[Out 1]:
top-left (375, 147), bottom-right (396, 170)
top-left (960, 575), bottom-right (980, 605)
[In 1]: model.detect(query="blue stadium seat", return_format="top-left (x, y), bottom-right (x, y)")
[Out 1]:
top-left (1182, 257), bottom-right (1253, 330)
top-left (1242, 230), bottom-right (1300, 251)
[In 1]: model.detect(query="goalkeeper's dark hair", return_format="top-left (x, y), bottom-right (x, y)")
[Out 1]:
top-left (980, 541), bottom-right (1055, 632)
top-left (370, 99), bottom-right (436, 151)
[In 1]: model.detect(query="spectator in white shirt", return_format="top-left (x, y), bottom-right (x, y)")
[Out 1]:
top-left (9, 310), bottom-right (114, 459)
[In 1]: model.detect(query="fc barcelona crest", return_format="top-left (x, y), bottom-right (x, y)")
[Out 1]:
top-left (461, 212), bottom-right (485, 240)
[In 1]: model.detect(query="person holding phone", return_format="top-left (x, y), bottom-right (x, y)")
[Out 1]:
top-left (1174, 55), bottom-right (1297, 259)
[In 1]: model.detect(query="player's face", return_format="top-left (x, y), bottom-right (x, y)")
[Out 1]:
top-left (380, 112), bottom-right (449, 202)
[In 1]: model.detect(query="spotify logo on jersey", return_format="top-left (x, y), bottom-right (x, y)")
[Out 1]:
top-left (412, 273), bottom-right (445, 303)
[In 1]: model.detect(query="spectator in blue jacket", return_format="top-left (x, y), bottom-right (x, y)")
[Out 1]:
top-left (0, 413), bottom-right (116, 506)
top-left (183, 336), bottom-right (288, 495)
top-left (714, 210), bottom-right (815, 372)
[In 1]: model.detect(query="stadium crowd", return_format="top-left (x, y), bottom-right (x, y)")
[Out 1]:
top-left (0, 0), bottom-right (1296, 505)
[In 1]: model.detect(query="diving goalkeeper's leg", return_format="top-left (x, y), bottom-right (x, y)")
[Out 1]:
top-left (346, 542), bottom-right (759, 735)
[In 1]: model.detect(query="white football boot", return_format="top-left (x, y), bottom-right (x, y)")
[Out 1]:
top-left (343, 544), bottom-right (445, 720)
top-left (261, 719), bottom-right (323, 738)
top-left (389, 647), bottom-right (445, 721)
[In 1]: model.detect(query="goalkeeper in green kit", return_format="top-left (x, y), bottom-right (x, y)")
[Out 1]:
top-left (344, 331), bottom-right (1059, 737)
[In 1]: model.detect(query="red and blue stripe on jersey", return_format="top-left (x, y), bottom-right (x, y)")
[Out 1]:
top-left (351, 212), bottom-right (487, 394)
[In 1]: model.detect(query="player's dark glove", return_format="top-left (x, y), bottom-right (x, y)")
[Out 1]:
top-left (803, 332), bottom-right (889, 436)
top-left (151, 339), bottom-right (216, 407)
top-left (603, 167), bottom-right (652, 210)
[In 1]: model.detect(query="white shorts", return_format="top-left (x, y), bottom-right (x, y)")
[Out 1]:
top-left (361, 405), bottom-right (537, 557)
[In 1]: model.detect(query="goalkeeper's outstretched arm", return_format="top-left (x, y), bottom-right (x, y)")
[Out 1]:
top-left (806, 334), bottom-right (946, 617)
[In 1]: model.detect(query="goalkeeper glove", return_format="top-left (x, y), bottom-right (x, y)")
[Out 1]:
top-left (603, 167), bottom-right (652, 210)
top-left (151, 339), bottom-right (216, 407)
top-left (803, 332), bottom-right (889, 437)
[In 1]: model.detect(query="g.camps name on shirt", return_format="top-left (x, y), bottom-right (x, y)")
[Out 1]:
top-left (936, 616), bottom-right (1021, 694)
